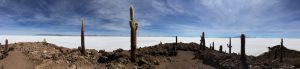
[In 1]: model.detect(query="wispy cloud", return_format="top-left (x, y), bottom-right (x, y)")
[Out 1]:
top-left (0, 0), bottom-right (300, 37)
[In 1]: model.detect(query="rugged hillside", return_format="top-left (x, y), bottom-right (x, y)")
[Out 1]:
top-left (0, 42), bottom-right (213, 69)
top-left (0, 42), bottom-right (299, 69)
top-left (254, 45), bottom-right (300, 68)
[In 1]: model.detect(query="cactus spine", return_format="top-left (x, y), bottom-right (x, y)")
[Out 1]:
top-left (80, 17), bottom-right (86, 55)
top-left (280, 38), bottom-right (283, 62)
top-left (227, 37), bottom-right (232, 54)
top-left (240, 34), bottom-right (246, 61)
top-left (129, 5), bottom-right (138, 62)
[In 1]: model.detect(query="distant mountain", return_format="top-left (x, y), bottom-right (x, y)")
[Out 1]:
top-left (35, 34), bottom-right (127, 36)
top-left (35, 34), bottom-right (74, 36)
top-left (217, 36), bottom-right (256, 38)
top-left (34, 34), bottom-right (171, 37)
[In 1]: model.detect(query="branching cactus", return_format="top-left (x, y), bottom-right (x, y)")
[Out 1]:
top-left (219, 45), bottom-right (223, 53)
top-left (227, 37), bottom-right (232, 54)
top-left (80, 17), bottom-right (86, 55)
top-left (129, 5), bottom-right (138, 62)
top-left (280, 38), bottom-right (283, 62)
top-left (241, 34), bottom-right (246, 61)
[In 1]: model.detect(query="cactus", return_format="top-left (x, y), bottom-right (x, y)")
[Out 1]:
top-left (176, 36), bottom-right (178, 45)
top-left (4, 39), bottom-right (8, 52)
top-left (199, 36), bottom-right (202, 50)
top-left (240, 34), bottom-right (249, 69)
top-left (43, 38), bottom-right (47, 43)
top-left (240, 34), bottom-right (246, 61)
top-left (43, 38), bottom-right (47, 45)
top-left (129, 5), bottom-right (138, 62)
top-left (227, 37), bottom-right (232, 54)
top-left (280, 38), bottom-right (283, 62)
top-left (171, 36), bottom-right (178, 56)
top-left (159, 41), bottom-right (162, 46)
top-left (202, 32), bottom-right (206, 50)
top-left (212, 42), bottom-right (215, 50)
top-left (219, 45), bottom-right (223, 53)
top-left (174, 36), bottom-right (178, 49)
top-left (200, 32), bottom-right (206, 50)
top-left (80, 17), bottom-right (86, 55)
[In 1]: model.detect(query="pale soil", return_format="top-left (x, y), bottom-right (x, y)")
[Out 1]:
top-left (0, 50), bottom-right (214, 69)
top-left (156, 51), bottom-right (215, 69)
top-left (0, 51), bottom-right (34, 69)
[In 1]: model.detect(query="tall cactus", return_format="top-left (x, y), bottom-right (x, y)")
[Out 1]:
top-left (212, 42), bottom-right (215, 50)
top-left (129, 5), bottom-right (138, 62)
top-left (4, 39), bottom-right (8, 52)
top-left (280, 38), bottom-right (283, 62)
top-left (80, 17), bottom-right (86, 55)
top-left (199, 35), bottom-right (202, 50)
top-left (227, 37), bottom-right (232, 54)
top-left (171, 36), bottom-right (178, 56)
top-left (240, 34), bottom-right (246, 61)
top-left (175, 36), bottom-right (177, 46)
top-left (201, 32), bottom-right (206, 50)
top-left (219, 45), bottom-right (223, 53)
top-left (174, 36), bottom-right (178, 50)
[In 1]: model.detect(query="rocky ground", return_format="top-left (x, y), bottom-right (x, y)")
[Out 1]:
top-left (0, 42), bottom-right (299, 69)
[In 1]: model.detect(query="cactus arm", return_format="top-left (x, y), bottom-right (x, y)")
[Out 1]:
top-left (135, 22), bottom-right (138, 30)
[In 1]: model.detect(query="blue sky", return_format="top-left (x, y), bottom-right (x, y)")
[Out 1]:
top-left (0, 0), bottom-right (300, 37)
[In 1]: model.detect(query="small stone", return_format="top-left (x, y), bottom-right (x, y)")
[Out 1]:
top-left (138, 59), bottom-right (149, 66)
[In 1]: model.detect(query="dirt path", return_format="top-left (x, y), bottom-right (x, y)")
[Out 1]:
top-left (0, 51), bottom-right (34, 69)
top-left (156, 51), bottom-right (215, 69)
